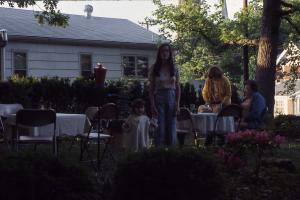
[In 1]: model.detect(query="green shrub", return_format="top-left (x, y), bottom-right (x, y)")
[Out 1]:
top-left (0, 152), bottom-right (100, 200)
top-left (273, 115), bottom-right (300, 139)
top-left (112, 148), bottom-right (225, 200)
top-left (0, 76), bottom-right (197, 114)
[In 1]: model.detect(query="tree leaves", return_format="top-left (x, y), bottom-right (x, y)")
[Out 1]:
top-left (0, 0), bottom-right (69, 27)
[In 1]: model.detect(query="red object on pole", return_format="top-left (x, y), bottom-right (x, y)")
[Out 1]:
top-left (94, 63), bottom-right (107, 87)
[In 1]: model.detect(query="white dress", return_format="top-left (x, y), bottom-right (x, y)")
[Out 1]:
top-left (122, 115), bottom-right (150, 152)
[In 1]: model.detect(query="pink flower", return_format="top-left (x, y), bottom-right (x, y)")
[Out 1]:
top-left (254, 132), bottom-right (269, 145)
top-left (274, 135), bottom-right (286, 146)
top-left (227, 154), bottom-right (244, 169)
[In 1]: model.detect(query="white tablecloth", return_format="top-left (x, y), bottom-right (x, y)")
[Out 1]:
top-left (177, 113), bottom-right (235, 135)
top-left (6, 113), bottom-right (88, 137)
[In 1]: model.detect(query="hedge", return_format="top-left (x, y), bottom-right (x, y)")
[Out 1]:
top-left (0, 76), bottom-right (201, 115)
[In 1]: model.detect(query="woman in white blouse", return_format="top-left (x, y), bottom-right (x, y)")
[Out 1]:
top-left (149, 43), bottom-right (181, 147)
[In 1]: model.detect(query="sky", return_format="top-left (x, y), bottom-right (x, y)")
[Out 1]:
top-left (1, 0), bottom-right (245, 34)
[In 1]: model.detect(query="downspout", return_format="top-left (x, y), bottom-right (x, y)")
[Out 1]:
top-left (0, 48), bottom-right (5, 81)
top-left (0, 29), bottom-right (8, 81)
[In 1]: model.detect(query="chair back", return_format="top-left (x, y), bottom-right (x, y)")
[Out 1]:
top-left (16, 109), bottom-right (56, 127)
top-left (0, 117), bottom-right (4, 134)
top-left (100, 103), bottom-right (118, 120)
top-left (85, 106), bottom-right (99, 122)
top-left (0, 104), bottom-right (23, 117)
top-left (215, 104), bottom-right (243, 132)
top-left (217, 104), bottom-right (242, 120)
top-left (177, 108), bottom-right (191, 122)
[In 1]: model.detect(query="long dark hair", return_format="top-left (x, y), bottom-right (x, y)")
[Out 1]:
top-left (208, 66), bottom-right (223, 79)
top-left (153, 43), bottom-right (175, 77)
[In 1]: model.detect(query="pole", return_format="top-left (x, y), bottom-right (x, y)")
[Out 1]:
top-left (243, 0), bottom-right (249, 84)
top-left (0, 47), bottom-right (5, 81)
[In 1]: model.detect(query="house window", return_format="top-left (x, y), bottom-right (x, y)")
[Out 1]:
top-left (122, 56), bottom-right (149, 78)
top-left (275, 100), bottom-right (284, 115)
top-left (80, 54), bottom-right (92, 78)
top-left (13, 52), bottom-right (27, 77)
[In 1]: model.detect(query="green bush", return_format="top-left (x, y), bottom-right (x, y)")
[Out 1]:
top-left (0, 152), bottom-right (100, 200)
top-left (273, 115), bottom-right (300, 139)
top-left (0, 76), bottom-right (199, 114)
top-left (112, 148), bottom-right (225, 200)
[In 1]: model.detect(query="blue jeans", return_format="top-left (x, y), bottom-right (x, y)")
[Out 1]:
top-left (155, 89), bottom-right (177, 147)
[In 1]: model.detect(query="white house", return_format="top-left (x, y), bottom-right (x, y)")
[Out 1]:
top-left (275, 80), bottom-right (300, 116)
top-left (275, 42), bottom-right (300, 115)
top-left (0, 7), bottom-right (160, 80)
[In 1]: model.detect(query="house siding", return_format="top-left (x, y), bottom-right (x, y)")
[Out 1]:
top-left (4, 42), bottom-right (156, 80)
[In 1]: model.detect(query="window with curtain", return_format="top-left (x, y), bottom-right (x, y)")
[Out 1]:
top-left (13, 52), bottom-right (27, 77)
top-left (122, 55), bottom-right (148, 79)
top-left (80, 54), bottom-right (92, 78)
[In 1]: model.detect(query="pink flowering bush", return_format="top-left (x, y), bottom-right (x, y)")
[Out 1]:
top-left (217, 130), bottom-right (285, 176)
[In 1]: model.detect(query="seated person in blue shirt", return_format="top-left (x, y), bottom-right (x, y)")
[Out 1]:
top-left (240, 80), bottom-right (266, 129)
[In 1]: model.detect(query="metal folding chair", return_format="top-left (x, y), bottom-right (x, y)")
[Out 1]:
top-left (0, 104), bottom-right (23, 118)
top-left (15, 109), bottom-right (57, 156)
top-left (0, 104), bottom-right (24, 149)
top-left (0, 116), bottom-right (10, 149)
top-left (176, 107), bottom-right (200, 148)
top-left (206, 104), bottom-right (242, 146)
top-left (79, 103), bottom-right (119, 171)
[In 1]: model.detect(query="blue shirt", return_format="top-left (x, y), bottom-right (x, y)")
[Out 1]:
top-left (244, 92), bottom-right (266, 128)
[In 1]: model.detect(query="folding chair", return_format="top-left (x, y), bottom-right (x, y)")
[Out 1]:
top-left (79, 103), bottom-right (118, 170)
top-left (206, 104), bottom-right (242, 146)
top-left (15, 109), bottom-right (57, 156)
top-left (0, 104), bottom-right (23, 118)
top-left (176, 108), bottom-right (200, 148)
top-left (68, 106), bottom-right (99, 152)
top-left (0, 116), bottom-right (10, 149)
top-left (0, 104), bottom-right (24, 148)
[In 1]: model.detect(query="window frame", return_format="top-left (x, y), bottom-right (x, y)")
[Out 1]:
top-left (79, 53), bottom-right (93, 78)
top-left (121, 54), bottom-right (149, 79)
top-left (12, 50), bottom-right (28, 77)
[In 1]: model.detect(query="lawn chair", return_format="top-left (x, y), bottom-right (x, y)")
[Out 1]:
top-left (0, 104), bottom-right (24, 148)
top-left (0, 116), bottom-right (10, 149)
top-left (206, 104), bottom-right (242, 146)
top-left (0, 104), bottom-right (23, 118)
top-left (79, 103), bottom-right (119, 171)
top-left (15, 109), bottom-right (57, 156)
top-left (176, 108), bottom-right (200, 148)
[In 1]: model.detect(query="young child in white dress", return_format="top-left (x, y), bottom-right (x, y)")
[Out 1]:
top-left (122, 99), bottom-right (157, 152)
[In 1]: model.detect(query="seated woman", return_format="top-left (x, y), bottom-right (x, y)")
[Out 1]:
top-left (199, 66), bottom-right (231, 113)
top-left (122, 99), bottom-right (156, 152)
top-left (240, 80), bottom-right (266, 129)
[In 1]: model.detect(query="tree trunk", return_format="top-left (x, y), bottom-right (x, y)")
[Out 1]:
top-left (256, 0), bottom-right (282, 115)
top-left (243, 0), bottom-right (249, 83)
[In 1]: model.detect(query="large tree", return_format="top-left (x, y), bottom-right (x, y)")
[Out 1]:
top-left (147, 0), bottom-right (248, 83)
top-left (256, 0), bottom-right (300, 114)
top-left (0, 0), bottom-right (68, 26)
top-left (148, 0), bottom-right (300, 114)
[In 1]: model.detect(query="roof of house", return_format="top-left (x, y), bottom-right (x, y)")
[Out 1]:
top-left (275, 80), bottom-right (300, 96)
top-left (276, 42), bottom-right (300, 65)
top-left (0, 7), bottom-right (160, 49)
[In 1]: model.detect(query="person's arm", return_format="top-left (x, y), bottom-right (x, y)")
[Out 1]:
top-left (122, 116), bottom-right (132, 132)
top-left (202, 79), bottom-right (210, 104)
top-left (222, 77), bottom-right (232, 105)
top-left (175, 68), bottom-right (181, 111)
